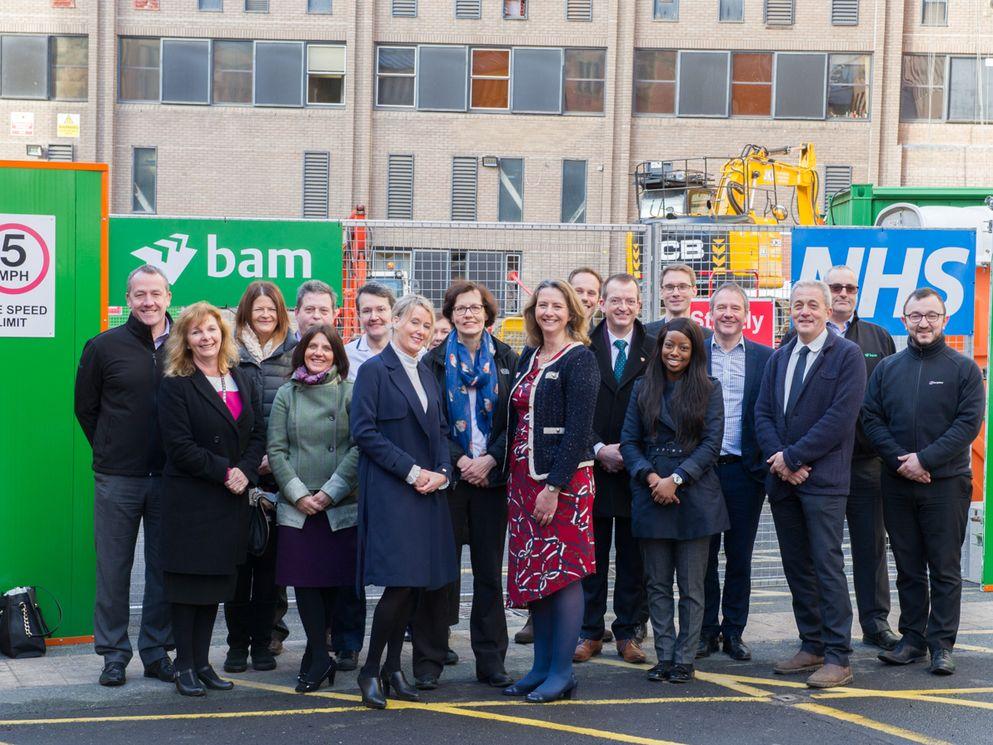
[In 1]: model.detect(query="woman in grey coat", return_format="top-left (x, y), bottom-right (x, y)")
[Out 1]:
top-left (268, 324), bottom-right (359, 692)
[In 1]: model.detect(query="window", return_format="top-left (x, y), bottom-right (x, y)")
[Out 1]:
top-left (377, 46), bottom-right (416, 106)
top-left (764, 0), bottom-right (794, 25)
top-left (561, 160), bottom-right (587, 223)
top-left (731, 52), bottom-right (772, 116)
top-left (451, 156), bottom-right (478, 221)
top-left (132, 147), bottom-right (157, 214)
top-left (255, 41), bottom-right (304, 107)
top-left (51, 36), bottom-right (88, 100)
top-left (566, 0), bottom-right (593, 21)
top-left (161, 39), bottom-right (210, 104)
top-left (498, 158), bottom-right (524, 222)
top-left (774, 53), bottom-right (826, 119)
top-left (677, 51), bottom-right (729, 117)
top-left (634, 49), bottom-right (676, 114)
top-left (308, 0), bottom-right (332, 12)
top-left (456, 0), bottom-right (482, 18)
top-left (199, 0), bottom-right (222, 9)
top-left (303, 151), bottom-right (330, 219)
top-left (511, 48), bottom-right (562, 113)
top-left (393, 0), bottom-right (417, 16)
top-left (654, 0), bottom-right (678, 20)
top-left (504, 1), bottom-right (526, 19)
top-left (719, 0), bottom-right (743, 21)
top-left (245, 0), bottom-right (269, 11)
top-left (827, 54), bottom-right (869, 119)
top-left (921, 0), bottom-right (947, 26)
top-left (0, 35), bottom-right (49, 99)
top-left (564, 49), bottom-right (605, 113)
top-left (387, 154), bottom-right (415, 219)
top-left (119, 37), bottom-right (160, 102)
top-left (900, 54), bottom-right (945, 122)
top-left (471, 49), bottom-right (510, 109)
top-left (417, 46), bottom-right (467, 111)
top-left (213, 40), bottom-right (252, 104)
top-left (947, 57), bottom-right (993, 123)
top-left (307, 45), bottom-right (345, 105)
top-left (831, 0), bottom-right (859, 25)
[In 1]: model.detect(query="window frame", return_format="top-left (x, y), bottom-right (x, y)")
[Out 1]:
top-left (307, 0), bottom-right (333, 13)
top-left (198, 0), bottom-right (223, 10)
top-left (253, 40), bottom-right (305, 108)
top-left (561, 159), bottom-right (588, 223)
top-left (375, 45), bottom-right (418, 108)
top-left (633, 49), bottom-right (678, 116)
top-left (510, 47), bottom-right (564, 114)
top-left (211, 38), bottom-right (254, 106)
top-left (498, 157), bottom-right (525, 223)
top-left (503, 0), bottom-right (528, 20)
top-left (563, 47), bottom-right (606, 115)
top-left (921, 0), bottom-right (947, 27)
top-left (730, 51), bottom-right (773, 118)
top-left (118, 36), bottom-right (161, 103)
top-left (306, 43), bottom-right (346, 107)
top-left (900, 53), bottom-right (947, 123)
top-left (416, 45), bottom-right (469, 112)
top-left (470, 47), bottom-right (511, 111)
top-left (132, 146), bottom-right (157, 215)
top-left (945, 56), bottom-right (993, 124)
top-left (0, 34), bottom-right (51, 100)
top-left (719, 0), bottom-right (744, 22)
top-left (159, 37), bottom-right (212, 106)
top-left (50, 35), bottom-right (89, 102)
top-left (772, 51), bottom-right (828, 120)
top-left (826, 53), bottom-right (871, 121)
top-left (653, 0), bottom-right (680, 22)
top-left (676, 50), bottom-right (731, 118)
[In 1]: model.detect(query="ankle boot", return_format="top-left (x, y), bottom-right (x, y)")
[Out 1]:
top-left (381, 670), bottom-right (419, 701)
top-left (175, 668), bottom-right (206, 697)
top-left (358, 673), bottom-right (387, 709)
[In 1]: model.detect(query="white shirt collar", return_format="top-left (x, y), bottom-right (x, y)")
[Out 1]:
top-left (606, 325), bottom-right (635, 348)
top-left (794, 327), bottom-right (829, 354)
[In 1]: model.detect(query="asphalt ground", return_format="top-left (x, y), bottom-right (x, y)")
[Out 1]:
top-left (2, 582), bottom-right (992, 744)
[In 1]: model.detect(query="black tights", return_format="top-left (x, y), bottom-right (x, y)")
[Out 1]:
top-left (360, 587), bottom-right (417, 678)
top-left (295, 587), bottom-right (335, 681)
top-left (171, 602), bottom-right (219, 672)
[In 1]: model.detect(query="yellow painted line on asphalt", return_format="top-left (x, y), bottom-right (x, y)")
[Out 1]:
top-left (794, 703), bottom-right (954, 745)
top-left (953, 642), bottom-right (993, 654)
top-left (814, 689), bottom-right (993, 711)
top-left (0, 705), bottom-right (365, 727)
top-left (233, 676), bottom-right (363, 702)
top-left (694, 671), bottom-right (774, 697)
top-left (956, 629), bottom-right (993, 635)
top-left (449, 696), bottom-right (760, 707)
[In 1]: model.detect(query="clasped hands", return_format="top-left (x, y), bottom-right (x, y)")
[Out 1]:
top-left (595, 444), bottom-right (625, 473)
top-left (457, 454), bottom-right (497, 487)
top-left (415, 469), bottom-right (448, 494)
top-left (767, 451), bottom-right (811, 485)
top-left (897, 452), bottom-right (930, 484)
top-left (225, 467), bottom-right (249, 495)
top-left (646, 473), bottom-right (679, 505)
top-left (296, 490), bottom-right (332, 516)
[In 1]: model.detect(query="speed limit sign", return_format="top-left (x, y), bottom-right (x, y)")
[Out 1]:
top-left (0, 214), bottom-right (55, 337)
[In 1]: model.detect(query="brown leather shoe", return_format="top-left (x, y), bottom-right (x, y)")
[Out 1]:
top-left (806, 663), bottom-right (853, 689)
top-left (616, 639), bottom-right (647, 664)
top-left (773, 650), bottom-right (824, 675)
top-left (573, 638), bottom-right (603, 663)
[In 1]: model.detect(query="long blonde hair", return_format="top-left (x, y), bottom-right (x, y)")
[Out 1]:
top-left (522, 279), bottom-right (591, 348)
top-left (164, 302), bottom-right (240, 377)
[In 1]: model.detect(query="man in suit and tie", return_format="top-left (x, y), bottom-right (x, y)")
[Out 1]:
top-left (574, 273), bottom-right (655, 665)
top-left (645, 263), bottom-right (698, 337)
top-left (699, 283), bottom-right (773, 661)
top-left (754, 280), bottom-right (866, 689)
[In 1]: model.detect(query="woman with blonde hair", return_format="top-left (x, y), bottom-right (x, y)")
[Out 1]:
top-left (158, 303), bottom-right (266, 697)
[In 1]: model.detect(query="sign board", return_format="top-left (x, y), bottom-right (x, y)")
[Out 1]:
top-left (792, 227), bottom-right (976, 336)
top-left (10, 112), bottom-right (34, 136)
top-left (57, 113), bottom-right (80, 138)
top-left (0, 214), bottom-right (56, 337)
top-left (109, 217), bottom-right (343, 308)
top-left (690, 298), bottom-right (776, 347)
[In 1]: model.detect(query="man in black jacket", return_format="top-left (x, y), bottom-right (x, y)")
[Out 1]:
top-left (862, 288), bottom-right (985, 676)
top-left (74, 265), bottom-right (175, 687)
top-left (574, 274), bottom-right (654, 665)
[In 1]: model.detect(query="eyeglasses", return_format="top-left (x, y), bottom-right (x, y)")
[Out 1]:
top-left (828, 283), bottom-right (858, 294)
top-left (904, 312), bottom-right (945, 325)
top-left (662, 283), bottom-right (693, 293)
top-left (453, 304), bottom-right (485, 316)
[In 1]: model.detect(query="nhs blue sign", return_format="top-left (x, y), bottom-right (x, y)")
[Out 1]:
top-left (792, 228), bottom-right (976, 336)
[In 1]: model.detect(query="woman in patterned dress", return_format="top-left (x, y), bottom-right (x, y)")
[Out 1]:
top-left (503, 279), bottom-right (600, 703)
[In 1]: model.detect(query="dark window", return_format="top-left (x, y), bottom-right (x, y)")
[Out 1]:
top-left (564, 49), bottom-right (605, 113)
top-left (900, 54), bottom-right (945, 122)
top-left (119, 37), bottom-right (160, 102)
top-left (308, 0), bottom-right (332, 12)
top-left (133, 147), bottom-right (157, 214)
top-left (213, 40), bottom-right (253, 104)
top-left (255, 41), bottom-right (304, 107)
top-left (51, 36), bottom-right (88, 101)
top-left (774, 53), bottom-right (826, 119)
top-left (511, 48), bottom-right (562, 113)
top-left (307, 44), bottom-right (345, 105)
top-left (1, 35), bottom-right (49, 99)
top-left (654, 0), bottom-right (679, 20)
top-left (377, 46), bottom-right (416, 106)
top-left (634, 49), bottom-right (676, 114)
top-left (947, 57), bottom-right (993, 123)
top-left (561, 160), bottom-right (587, 223)
top-left (417, 46), bottom-right (467, 111)
top-left (677, 51), bottom-right (729, 117)
top-left (498, 157), bottom-right (524, 222)
top-left (471, 49), bottom-right (510, 109)
top-left (161, 39), bottom-right (210, 104)
top-left (719, 0), bottom-right (744, 21)
top-left (731, 52), bottom-right (772, 116)
top-left (199, 0), bottom-right (223, 9)
top-left (922, 0), bottom-right (947, 26)
top-left (827, 54), bottom-right (870, 119)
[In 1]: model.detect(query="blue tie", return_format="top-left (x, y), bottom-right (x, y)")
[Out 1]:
top-left (613, 339), bottom-right (628, 382)
top-left (785, 345), bottom-right (810, 418)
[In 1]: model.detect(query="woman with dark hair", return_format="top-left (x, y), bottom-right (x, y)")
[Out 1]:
top-left (267, 324), bottom-right (359, 693)
top-left (620, 317), bottom-right (727, 685)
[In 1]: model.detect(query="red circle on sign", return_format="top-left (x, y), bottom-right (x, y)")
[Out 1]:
top-left (0, 222), bottom-right (51, 295)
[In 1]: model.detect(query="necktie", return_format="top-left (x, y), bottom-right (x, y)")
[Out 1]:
top-left (613, 339), bottom-right (628, 382)
top-left (785, 345), bottom-right (810, 417)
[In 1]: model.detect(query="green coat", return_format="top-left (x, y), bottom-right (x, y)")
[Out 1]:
top-left (267, 370), bottom-right (359, 531)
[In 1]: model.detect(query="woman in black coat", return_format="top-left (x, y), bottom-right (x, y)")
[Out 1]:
top-left (350, 294), bottom-right (456, 710)
top-left (620, 317), bottom-right (727, 685)
top-left (159, 302), bottom-right (267, 697)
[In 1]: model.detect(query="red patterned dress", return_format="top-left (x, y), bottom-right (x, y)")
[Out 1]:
top-left (506, 350), bottom-right (596, 608)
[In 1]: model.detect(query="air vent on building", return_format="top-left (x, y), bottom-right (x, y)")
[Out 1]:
top-left (303, 151), bottom-right (330, 219)
top-left (823, 164), bottom-right (853, 212)
top-left (388, 154), bottom-right (415, 219)
top-left (48, 143), bottom-right (74, 161)
top-left (566, 0), bottom-right (593, 21)
top-left (455, 0), bottom-right (481, 18)
top-left (393, 0), bottom-right (417, 17)
top-left (764, 0), bottom-right (794, 25)
top-left (451, 157), bottom-right (478, 221)
top-left (831, 0), bottom-right (859, 25)
top-left (245, 0), bottom-right (269, 11)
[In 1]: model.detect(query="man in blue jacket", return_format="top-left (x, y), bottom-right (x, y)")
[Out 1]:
top-left (754, 280), bottom-right (866, 689)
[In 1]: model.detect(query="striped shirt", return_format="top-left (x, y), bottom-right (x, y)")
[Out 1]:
top-left (711, 335), bottom-right (746, 456)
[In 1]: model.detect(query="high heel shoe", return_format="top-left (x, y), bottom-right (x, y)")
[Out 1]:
top-left (502, 678), bottom-right (543, 697)
top-left (358, 673), bottom-right (387, 709)
top-left (196, 665), bottom-right (234, 691)
top-left (175, 668), bottom-right (206, 697)
top-left (296, 660), bottom-right (336, 693)
top-left (380, 669), bottom-right (420, 702)
top-left (525, 675), bottom-right (578, 703)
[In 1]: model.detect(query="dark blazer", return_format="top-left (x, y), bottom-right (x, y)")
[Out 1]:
top-left (620, 377), bottom-right (729, 540)
top-left (589, 319), bottom-right (656, 518)
top-left (754, 331), bottom-right (866, 501)
top-left (158, 365), bottom-right (267, 576)
top-left (705, 337), bottom-right (774, 482)
top-left (350, 344), bottom-right (457, 590)
top-left (506, 343), bottom-right (599, 489)
top-left (425, 335), bottom-right (519, 488)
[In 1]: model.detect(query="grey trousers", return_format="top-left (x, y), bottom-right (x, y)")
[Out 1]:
top-left (93, 473), bottom-right (172, 666)
top-left (641, 536), bottom-right (711, 666)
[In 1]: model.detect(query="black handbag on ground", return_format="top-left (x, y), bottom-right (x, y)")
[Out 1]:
top-left (0, 586), bottom-right (62, 659)
top-left (247, 489), bottom-right (272, 557)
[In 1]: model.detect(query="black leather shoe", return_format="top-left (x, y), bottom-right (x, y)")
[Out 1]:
top-left (197, 665), bottom-right (234, 691)
top-left (223, 648), bottom-right (248, 673)
top-left (175, 668), bottom-right (206, 697)
top-left (479, 671), bottom-right (514, 688)
top-left (414, 674), bottom-right (439, 690)
top-left (503, 679), bottom-right (542, 696)
top-left (525, 676), bottom-right (578, 703)
top-left (695, 636), bottom-right (719, 659)
top-left (251, 649), bottom-right (277, 671)
top-left (99, 661), bottom-right (127, 687)
top-left (929, 649), bottom-right (956, 676)
top-left (722, 634), bottom-right (752, 661)
top-left (879, 642), bottom-right (927, 666)
top-left (444, 648), bottom-right (459, 666)
top-left (358, 673), bottom-right (387, 709)
top-left (381, 670), bottom-right (420, 701)
top-left (144, 656), bottom-right (176, 682)
top-left (668, 663), bottom-right (694, 684)
top-left (863, 629), bottom-right (901, 651)
top-left (647, 662), bottom-right (672, 682)
top-left (336, 650), bottom-right (358, 672)
top-left (296, 661), bottom-right (336, 693)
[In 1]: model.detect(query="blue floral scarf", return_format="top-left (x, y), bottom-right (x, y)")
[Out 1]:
top-left (445, 331), bottom-right (499, 456)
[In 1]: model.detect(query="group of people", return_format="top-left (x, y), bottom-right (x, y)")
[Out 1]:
top-left (73, 258), bottom-right (983, 708)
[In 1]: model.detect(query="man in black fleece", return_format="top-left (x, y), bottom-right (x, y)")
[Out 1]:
top-left (862, 288), bottom-right (985, 676)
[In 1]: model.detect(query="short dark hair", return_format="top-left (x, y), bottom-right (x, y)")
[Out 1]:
top-left (355, 282), bottom-right (396, 312)
top-left (601, 272), bottom-right (640, 299)
top-left (295, 280), bottom-right (338, 309)
top-left (903, 287), bottom-right (947, 315)
top-left (442, 280), bottom-right (499, 326)
top-left (290, 323), bottom-right (349, 381)
top-left (568, 266), bottom-right (604, 288)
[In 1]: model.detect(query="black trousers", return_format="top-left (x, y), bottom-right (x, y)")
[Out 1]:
top-left (411, 586), bottom-right (456, 679)
top-left (883, 473), bottom-right (971, 652)
top-left (330, 586), bottom-right (367, 654)
top-left (847, 457), bottom-right (892, 635)
top-left (581, 514), bottom-right (648, 642)
top-left (440, 481), bottom-right (509, 678)
top-left (225, 529), bottom-right (279, 654)
top-left (703, 460), bottom-right (766, 639)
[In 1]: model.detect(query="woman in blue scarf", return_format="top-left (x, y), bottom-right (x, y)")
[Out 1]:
top-left (423, 281), bottom-right (519, 689)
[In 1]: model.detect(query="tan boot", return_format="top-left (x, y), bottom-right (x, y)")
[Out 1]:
top-left (773, 650), bottom-right (824, 675)
top-left (513, 615), bottom-right (534, 645)
top-left (573, 638), bottom-right (603, 663)
top-left (806, 663), bottom-right (853, 689)
top-left (616, 639), bottom-right (647, 664)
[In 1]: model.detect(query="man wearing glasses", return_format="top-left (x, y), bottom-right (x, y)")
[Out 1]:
top-left (645, 263), bottom-right (699, 336)
top-left (862, 288), bottom-right (984, 676)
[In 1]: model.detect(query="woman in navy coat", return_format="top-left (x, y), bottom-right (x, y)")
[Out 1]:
top-left (350, 294), bottom-right (456, 710)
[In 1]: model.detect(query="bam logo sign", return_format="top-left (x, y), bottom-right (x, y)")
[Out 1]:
top-left (792, 228), bottom-right (976, 336)
top-left (132, 233), bottom-right (312, 283)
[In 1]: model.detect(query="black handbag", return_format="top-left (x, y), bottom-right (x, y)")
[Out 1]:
top-left (0, 586), bottom-right (62, 659)
top-left (247, 489), bottom-right (272, 557)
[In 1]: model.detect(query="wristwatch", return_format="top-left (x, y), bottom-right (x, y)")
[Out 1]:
top-left (547, 484), bottom-right (559, 494)
top-left (671, 472), bottom-right (684, 486)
